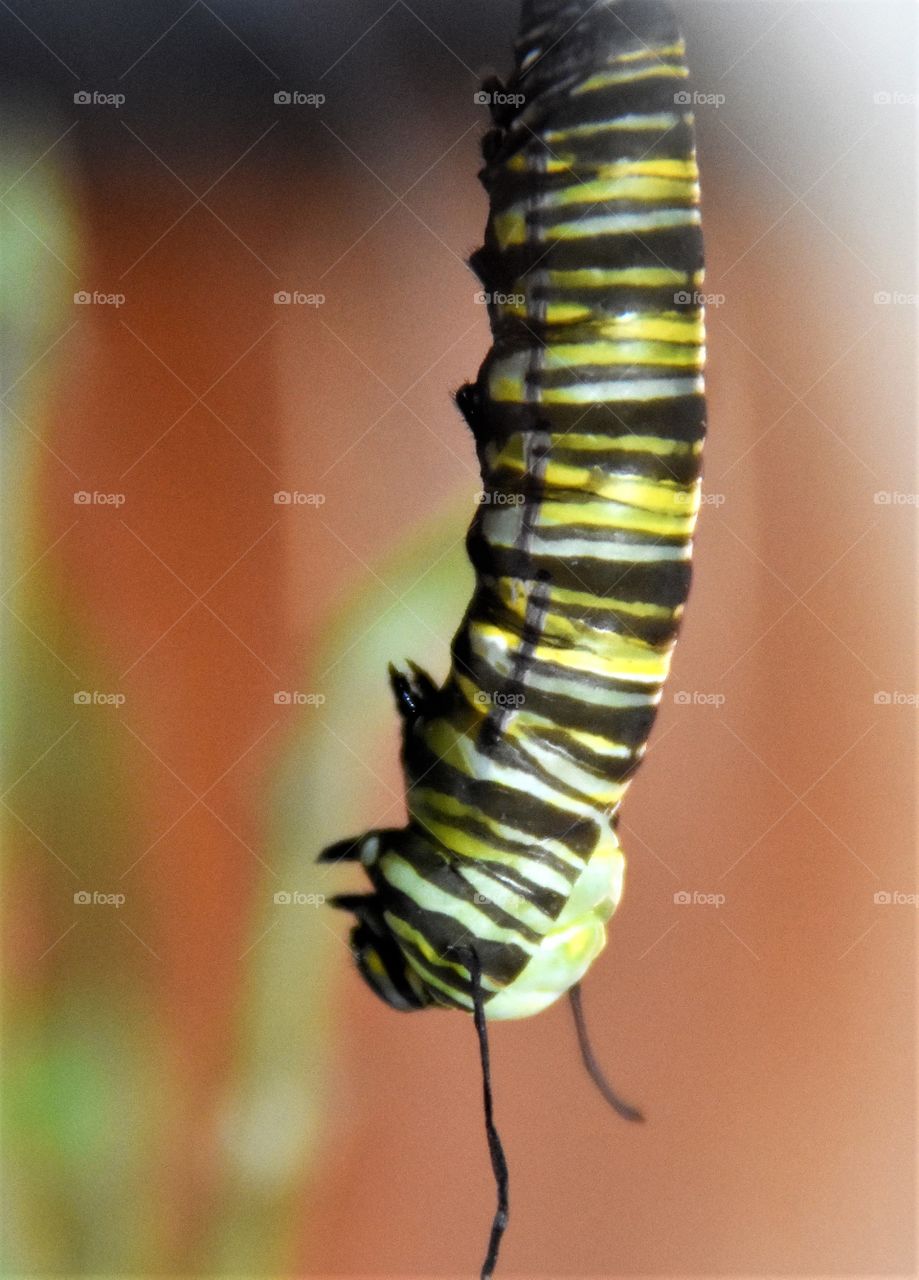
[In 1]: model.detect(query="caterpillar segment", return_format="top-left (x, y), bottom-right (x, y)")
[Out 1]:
top-left (323, 0), bottom-right (705, 1023)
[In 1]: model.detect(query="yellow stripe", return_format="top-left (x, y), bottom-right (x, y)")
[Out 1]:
top-left (544, 339), bottom-right (702, 369)
top-left (545, 175), bottom-right (698, 207)
top-left (535, 464), bottom-right (700, 514)
top-left (574, 64), bottom-right (689, 94)
top-left (547, 267), bottom-right (689, 288)
top-left (476, 622), bottom-right (670, 681)
top-left (487, 435), bottom-right (698, 476)
top-left (387, 935), bottom-right (474, 1007)
top-left (595, 314), bottom-right (703, 343)
top-left (494, 594), bottom-right (668, 663)
top-left (545, 114), bottom-right (680, 144)
top-left (614, 42), bottom-right (685, 64)
top-left (549, 433), bottom-right (697, 457)
top-left (538, 496), bottom-right (695, 535)
top-left (385, 914), bottom-right (469, 978)
top-left (412, 783), bottom-right (576, 893)
top-left (544, 209), bottom-right (700, 242)
top-left (544, 584), bottom-right (679, 620)
top-left (567, 726), bottom-right (642, 757)
top-left (382, 853), bottom-right (538, 950)
top-left (500, 300), bottom-right (592, 324)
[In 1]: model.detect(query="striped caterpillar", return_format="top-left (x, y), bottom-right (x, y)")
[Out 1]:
top-left (321, 0), bottom-right (706, 1273)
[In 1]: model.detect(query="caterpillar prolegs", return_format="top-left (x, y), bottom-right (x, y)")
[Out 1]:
top-left (321, 0), bottom-right (705, 1272)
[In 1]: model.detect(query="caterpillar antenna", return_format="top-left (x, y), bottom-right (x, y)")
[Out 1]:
top-left (468, 949), bottom-right (509, 1279)
top-left (569, 983), bottom-right (645, 1124)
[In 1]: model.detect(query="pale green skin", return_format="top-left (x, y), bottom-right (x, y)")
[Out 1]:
top-left (484, 841), bottom-right (624, 1020)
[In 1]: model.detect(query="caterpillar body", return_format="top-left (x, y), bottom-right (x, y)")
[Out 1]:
top-left (322, 0), bottom-right (705, 1269)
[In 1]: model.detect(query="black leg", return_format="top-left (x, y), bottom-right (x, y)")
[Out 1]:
top-left (569, 983), bottom-right (645, 1124)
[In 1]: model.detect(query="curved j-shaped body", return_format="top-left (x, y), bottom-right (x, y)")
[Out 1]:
top-left (322, 0), bottom-right (706, 1022)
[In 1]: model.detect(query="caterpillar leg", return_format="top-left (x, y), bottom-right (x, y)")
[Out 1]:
top-left (328, 888), bottom-right (429, 1012)
top-left (569, 983), bottom-right (644, 1124)
top-left (388, 660), bottom-right (438, 724)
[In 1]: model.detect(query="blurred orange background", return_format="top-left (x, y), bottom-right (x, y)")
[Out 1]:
top-left (1, 2), bottom-right (915, 1277)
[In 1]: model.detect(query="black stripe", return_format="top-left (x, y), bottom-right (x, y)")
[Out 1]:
top-left (474, 394), bottom-right (706, 446)
top-left (417, 805), bottom-right (580, 883)
top-left (467, 531), bottom-right (693, 606)
top-left (380, 833), bottom-right (545, 945)
top-left (381, 890), bottom-right (531, 987)
top-left (406, 744), bottom-right (599, 858)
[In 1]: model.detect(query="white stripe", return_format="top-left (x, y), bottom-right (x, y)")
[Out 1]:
top-left (382, 855), bottom-right (537, 951)
top-left (547, 112), bottom-right (681, 141)
top-left (488, 353), bottom-right (703, 403)
top-left (548, 209), bottom-right (701, 237)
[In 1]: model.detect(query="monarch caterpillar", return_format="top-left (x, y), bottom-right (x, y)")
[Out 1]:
top-left (321, 0), bottom-right (706, 1273)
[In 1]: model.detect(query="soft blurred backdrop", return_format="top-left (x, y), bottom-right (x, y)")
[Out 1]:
top-left (1, 2), bottom-right (915, 1277)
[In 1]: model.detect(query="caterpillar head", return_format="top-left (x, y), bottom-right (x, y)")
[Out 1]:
top-left (321, 832), bottom-right (430, 1012)
top-left (350, 908), bottom-right (428, 1012)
